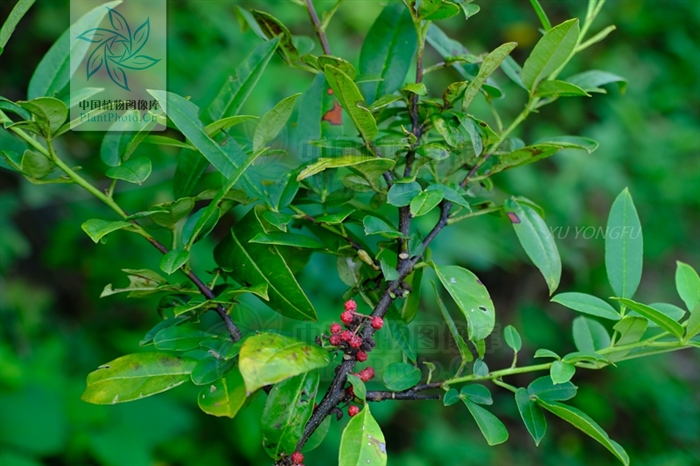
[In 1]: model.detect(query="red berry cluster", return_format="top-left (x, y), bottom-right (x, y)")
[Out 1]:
top-left (290, 451), bottom-right (304, 465)
top-left (327, 299), bottom-right (383, 358)
top-left (348, 405), bottom-right (360, 417)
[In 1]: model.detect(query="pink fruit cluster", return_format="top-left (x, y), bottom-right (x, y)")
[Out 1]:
top-left (327, 299), bottom-right (384, 360)
top-left (290, 451), bottom-right (304, 465)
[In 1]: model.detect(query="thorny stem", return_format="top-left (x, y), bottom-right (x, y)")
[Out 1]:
top-left (2, 116), bottom-right (243, 342)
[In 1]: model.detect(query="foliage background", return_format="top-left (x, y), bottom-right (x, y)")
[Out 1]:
top-left (1, 0), bottom-right (698, 465)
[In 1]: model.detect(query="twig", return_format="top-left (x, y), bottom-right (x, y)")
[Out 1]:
top-left (305, 0), bottom-right (331, 55)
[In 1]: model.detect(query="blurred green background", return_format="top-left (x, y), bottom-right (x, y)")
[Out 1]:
top-left (1, 1), bottom-right (699, 465)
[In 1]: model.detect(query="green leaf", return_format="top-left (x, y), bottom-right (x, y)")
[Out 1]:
top-left (434, 265), bottom-right (495, 341)
top-left (675, 261), bottom-right (700, 312)
top-left (527, 376), bottom-right (577, 402)
top-left (535, 80), bottom-right (590, 98)
top-left (339, 405), bottom-right (387, 466)
top-left (534, 349), bottom-right (560, 359)
top-left (432, 282), bottom-right (473, 364)
top-left (251, 10), bottom-right (299, 65)
top-left (387, 181), bottom-right (422, 207)
top-left (143, 135), bottom-right (192, 150)
top-left (190, 357), bottom-right (236, 386)
top-left (460, 384), bottom-right (492, 405)
top-left (521, 18), bottom-right (579, 91)
top-left (383, 362), bottom-right (421, 391)
top-left (609, 317), bottom-right (647, 362)
top-left (100, 268), bottom-right (181, 299)
top-left (429, 184), bottom-right (470, 209)
top-left (503, 325), bottom-right (522, 352)
top-left (612, 298), bottom-right (684, 340)
top-left (359, 2), bottom-right (417, 103)
top-left (323, 65), bottom-right (378, 142)
top-left (204, 115), bottom-right (258, 136)
top-left (347, 374), bottom-right (367, 402)
top-left (250, 232), bottom-right (323, 250)
top-left (536, 400), bottom-right (630, 465)
top-left (261, 371), bottom-right (319, 460)
top-left (154, 327), bottom-right (216, 352)
top-left (486, 143), bottom-right (562, 177)
top-left (443, 389), bottom-right (460, 406)
top-left (28, 1), bottom-right (120, 98)
top-left (159, 249), bottom-right (190, 275)
top-left (566, 70), bottom-right (627, 94)
top-left (105, 157), bottom-right (152, 185)
top-left (363, 215), bottom-right (403, 239)
top-left (197, 368), bottom-right (247, 418)
top-left (504, 198), bottom-right (561, 295)
top-left (387, 309), bottom-right (416, 362)
top-left (409, 189), bottom-right (444, 217)
top-left (535, 135), bottom-right (599, 154)
top-left (419, 0), bottom-right (462, 20)
top-left (515, 388), bottom-right (547, 446)
top-left (186, 151), bottom-right (263, 248)
top-left (561, 351), bottom-right (608, 365)
top-left (685, 304), bottom-right (700, 341)
top-left (380, 258), bottom-right (399, 281)
top-left (150, 198), bottom-right (195, 228)
top-left (462, 42), bottom-right (517, 111)
top-left (297, 155), bottom-right (394, 182)
top-left (253, 93), bottom-right (300, 151)
top-left (208, 37), bottom-right (280, 120)
top-left (17, 97), bottom-right (67, 137)
top-left (551, 292), bottom-right (621, 320)
top-left (550, 360), bottom-right (576, 384)
top-left (605, 188), bottom-right (643, 299)
top-left (149, 90), bottom-right (246, 178)
top-left (81, 352), bottom-right (195, 404)
top-left (0, 0), bottom-right (35, 54)
top-left (572, 316), bottom-right (611, 352)
top-left (20, 149), bottom-right (52, 179)
top-left (214, 207), bottom-right (317, 321)
top-left (81, 219), bottom-right (133, 244)
top-left (238, 332), bottom-right (329, 394)
top-left (462, 399), bottom-right (509, 446)
top-left (400, 267), bottom-right (423, 323)
top-left (472, 358), bottom-right (488, 377)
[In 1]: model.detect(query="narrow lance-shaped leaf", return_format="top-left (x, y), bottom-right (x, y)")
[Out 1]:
top-left (253, 93), bottom-right (300, 151)
top-left (605, 188), bottom-right (643, 299)
top-left (323, 65), bottom-right (378, 142)
top-left (434, 265), bottom-right (495, 341)
top-left (0, 0), bottom-right (36, 54)
top-left (551, 292), bottom-right (621, 320)
top-left (521, 18), bottom-right (579, 91)
top-left (462, 42), bottom-right (517, 111)
top-left (238, 332), bottom-right (329, 395)
top-left (214, 206), bottom-right (317, 321)
top-left (485, 144), bottom-right (562, 177)
top-left (81, 219), bottom-right (134, 243)
top-left (358, 2), bottom-right (417, 103)
top-left (611, 298), bottom-right (684, 340)
top-left (536, 400), bottom-right (630, 465)
top-left (28, 1), bottom-right (121, 98)
top-left (251, 10), bottom-right (299, 65)
top-left (339, 405), bottom-right (387, 466)
top-left (81, 353), bottom-right (195, 404)
top-left (432, 282), bottom-right (473, 364)
top-left (463, 399), bottom-right (509, 446)
top-left (504, 198), bottom-right (561, 295)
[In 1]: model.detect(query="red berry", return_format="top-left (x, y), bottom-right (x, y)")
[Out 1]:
top-left (349, 335), bottom-right (362, 349)
top-left (356, 351), bottom-right (367, 362)
top-left (344, 299), bottom-right (357, 312)
top-left (371, 316), bottom-right (384, 330)
top-left (340, 311), bottom-right (354, 325)
top-left (330, 323), bottom-right (342, 334)
top-left (341, 330), bottom-right (353, 342)
top-left (290, 451), bottom-right (304, 464)
top-left (329, 334), bottom-right (341, 346)
top-left (347, 385), bottom-right (355, 397)
top-left (359, 367), bottom-right (375, 382)
top-left (348, 405), bottom-right (360, 417)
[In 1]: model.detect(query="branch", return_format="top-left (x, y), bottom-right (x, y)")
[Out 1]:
top-left (305, 0), bottom-right (331, 55)
top-left (366, 391), bottom-right (440, 402)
